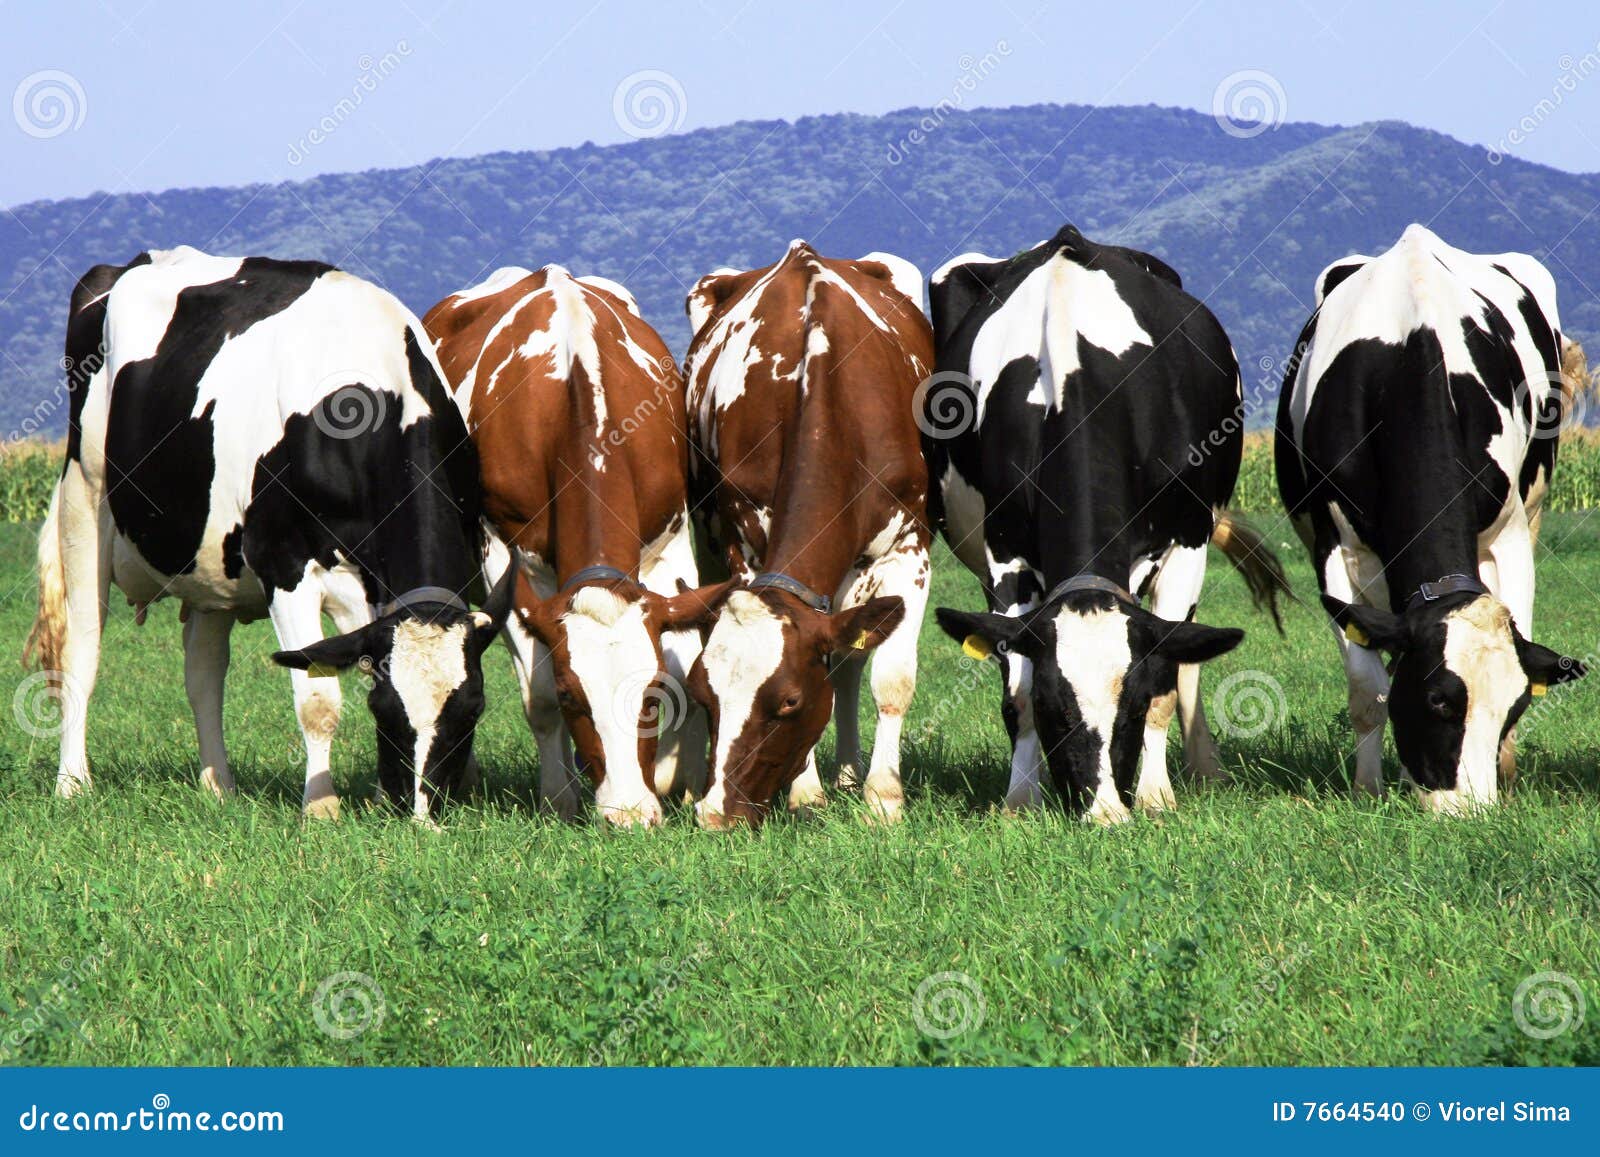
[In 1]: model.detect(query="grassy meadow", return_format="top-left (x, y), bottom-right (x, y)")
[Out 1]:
top-left (1, 442), bottom-right (1598, 1066)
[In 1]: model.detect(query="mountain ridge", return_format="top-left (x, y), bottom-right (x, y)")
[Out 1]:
top-left (4, 100), bottom-right (1596, 435)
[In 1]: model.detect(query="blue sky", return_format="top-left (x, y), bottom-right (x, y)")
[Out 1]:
top-left (2, 0), bottom-right (1597, 206)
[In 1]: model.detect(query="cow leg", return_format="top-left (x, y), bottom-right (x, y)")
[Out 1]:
top-left (1321, 555), bottom-right (1388, 797)
top-left (182, 609), bottom-right (236, 799)
top-left (1485, 508), bottom-right (1536, 790)
top-left (54, 463), bottom-right (111, 798)
top-left (268, 588), bottom-right (344, 819)
top-left (643, 518), bottom-right (710, 800)
top-left (860, 551), bottom-right (930, 824)
top-left (519, 621), bottom-right (581, 821)
top-left (1152, 544), bottom-right (1221, 784)
top-left (788, 749), bottom-right (826, 814)
top-left (1002, 650), bottom-right (1045, 811)
top-left (831, 654), bottom-right (867, 791)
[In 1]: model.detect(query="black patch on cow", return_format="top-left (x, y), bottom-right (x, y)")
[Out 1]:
top-left (64, 253), bottom-right (151, 467)
top-left (103, 258), bottom-right (330, 575)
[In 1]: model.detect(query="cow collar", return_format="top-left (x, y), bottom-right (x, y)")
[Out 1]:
top-left (561, 564), bottom-right (635, 592)
top-left (373, 586), bottom-right (469, 617)
top-left (1405, 573), bottom-right (1488, 612)
top-left (1044, 573), bottom-right (1136, 606)
top-left (748, 571), bottom-right (832, 613)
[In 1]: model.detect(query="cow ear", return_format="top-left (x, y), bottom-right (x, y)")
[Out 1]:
top-left (828, 596), bottom-right (905, 657)
top-left (653, 578), bottom-right (738, 632)
top-left (933, 606), bottom-right (1032, 661)
top-left (471, 557), bottom-right (519, 645)
top-left (1321, 595), bottom-right (1409, 652)
top-left (1516, 638), bottom-right (1587, 688)
top-left (1148, 620), bottom-right (1244, 664)
top-left (273, 624), bottom-right (381, 675)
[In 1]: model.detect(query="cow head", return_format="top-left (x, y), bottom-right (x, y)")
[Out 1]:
top-left (272, 564), bottom-right (517, 820)
top-left (1322, 592), bottom-right (1584, 813)
top-left (936, 590), bottom-right (1242, 822)
top-left (688, 588), bottom-right (905, 828)
top-left (515, 574), bottom-right (734, 827)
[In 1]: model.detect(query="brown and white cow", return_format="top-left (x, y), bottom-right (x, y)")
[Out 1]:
top-left (683, 240), bottom-right (935, 828)
top-left (425, 265), bottom-right (728, 828)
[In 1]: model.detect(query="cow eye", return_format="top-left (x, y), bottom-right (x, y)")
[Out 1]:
top-left (776, 693), bottom-right (803, 717)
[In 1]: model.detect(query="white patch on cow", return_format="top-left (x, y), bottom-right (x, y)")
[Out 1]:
top-left (450, 266), bottom-right (533, 306)
top-left (1052, 605), bottom-right (1134, 825)
top-left (940, 467), bottom-right (988, 575)
top-left (858, 251), bottom-right (924, 311)
top-left (561, 588), bottom-right (662, 825)
top-left (695, 591), bottom-right (786, 825)
top-left (1427, 596), bottom-right (1524, 814)
top-left (578, 275), bottom-right (641, 317)
top-left (389, 619), bottom-right (470, 819)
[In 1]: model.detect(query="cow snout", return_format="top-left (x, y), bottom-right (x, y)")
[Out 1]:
top-left (597, 792), bottom-right (664, 829)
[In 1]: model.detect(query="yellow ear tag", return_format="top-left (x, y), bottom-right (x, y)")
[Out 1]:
top-left (852, 631), bottom-right (870, 650)
top-left (1531, 682), bottom-right (1548, 697)
top-left (962, 634), bottom-right (993, 661)
top-left (307, 662), bottom-right (340, 678)
top-left (1344, 623), bottom-right (1369, 647)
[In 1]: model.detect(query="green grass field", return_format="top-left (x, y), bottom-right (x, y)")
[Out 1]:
top-left (2, 503), bottom-right (1599, 1067)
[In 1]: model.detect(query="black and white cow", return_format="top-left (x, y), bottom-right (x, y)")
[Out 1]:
top-left (24, 247), bottom-right (512, 820)
top-left (1276, 223), bottom-right (1587, 813)
top-left (926, 224), bottom-right (1286, 822)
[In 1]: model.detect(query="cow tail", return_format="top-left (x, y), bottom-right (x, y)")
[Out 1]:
top-left (1559, 334), bottom-right (1592, 417)
top-left (23, 479), bottom-right (67, 673)
top-left (1210, 511), bottom-right (1293, 634)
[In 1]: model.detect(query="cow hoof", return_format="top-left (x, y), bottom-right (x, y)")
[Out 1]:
top-left (1002, 789), bottom-right (1044, 813)
top-left (599, 799), bottom-right (663, 829)
top-left (1135, 786), bottom-right (1177, 815)
top-left (301, 796), bottom-right (342, 822)
top-left (787, 784), bottom-right (828, 815)
top-left (835, 765), bottom-right (863, 793)
top-left (200, 768), bottom-right (236, 801)
top-left (411, 813), bottom-right (445, 832)
top-left (1085, 800), bottom-right (1133, 827)
top-left (539, 795), bottom-right (583, 823)
top-left (54, 774), bottom-right (93, 800)
top-left (863, 791), bottom-right (904, 826)
top-left (696, 808), bottom-right (747, 832)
